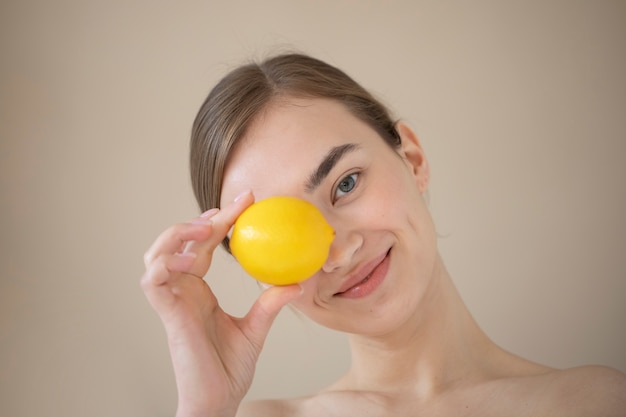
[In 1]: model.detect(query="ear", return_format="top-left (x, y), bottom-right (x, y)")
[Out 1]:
top-left (395, 122), bottom-right (430, 193)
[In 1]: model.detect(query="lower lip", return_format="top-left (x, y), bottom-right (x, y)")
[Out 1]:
top-left (335, 250), bottom-right (390, 299)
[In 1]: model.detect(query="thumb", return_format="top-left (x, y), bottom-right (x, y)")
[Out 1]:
top-left (242, 284), bottom-right (303, 347)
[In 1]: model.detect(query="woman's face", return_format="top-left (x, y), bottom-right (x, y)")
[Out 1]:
top-left (220, 97), bottom-right (438, 336)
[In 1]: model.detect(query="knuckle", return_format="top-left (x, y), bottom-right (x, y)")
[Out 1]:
top-left (143, 250), bottom-right (153, 268)
top-left (139, 271), bottom-right (153, 290)
top-left (140, 256), bottom-right (170, 288)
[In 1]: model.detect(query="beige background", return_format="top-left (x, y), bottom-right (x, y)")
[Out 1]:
top-left (1, 1), bottom-right (625, 416)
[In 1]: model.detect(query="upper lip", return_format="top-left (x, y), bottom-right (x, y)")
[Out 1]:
top-left (333, 250), bottom-right (389, 295)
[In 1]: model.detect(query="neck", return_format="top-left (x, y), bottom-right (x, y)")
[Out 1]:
top-left (340, 256), bottom-right (502, 397)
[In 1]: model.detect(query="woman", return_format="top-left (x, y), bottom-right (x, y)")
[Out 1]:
top-left (142, 53), bottom-right (626, 416)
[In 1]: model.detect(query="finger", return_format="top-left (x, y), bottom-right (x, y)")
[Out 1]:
top-left (141, 256), bottom-right (181, 311)
top-left (187, 190), bottom-right (254, 252)
top-left (141, 252), bottom-right (196, 294)
top-left (144, 222), bottom-right (214, 267)
top-left (144, 209), bottom-right (220, 267)
top-left (184, 190), bottom-right (254, 276)
top-left (141, 251), bottom-right (215, 316)
top-left (242, 284), bottom-right (304, 349)
top-left (195, 207), bottom-right (220, 221)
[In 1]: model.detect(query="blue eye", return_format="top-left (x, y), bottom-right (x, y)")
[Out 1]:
top-left (334, 173), bottom-right (358, 200)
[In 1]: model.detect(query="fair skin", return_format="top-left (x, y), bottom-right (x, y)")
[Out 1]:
top-left (142, 97), bottom-right (626, 417)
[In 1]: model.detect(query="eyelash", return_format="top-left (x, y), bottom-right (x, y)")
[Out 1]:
top-left (333, 172), bottom-right (360, 202)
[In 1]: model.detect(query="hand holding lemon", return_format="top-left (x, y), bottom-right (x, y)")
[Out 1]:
top-left (230, 196), bottom-right (335, 286)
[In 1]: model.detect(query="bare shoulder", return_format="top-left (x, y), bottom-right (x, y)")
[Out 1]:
top-left (236, 367), bottom-right (626, 417)
top-left (539, 365), bottom-right (626, 416)
top-left (236, 398), bottom-right (299, 417)
top-left (236, 391), bottom-right (387, 417)
top-left (236, 399), bottom-right (284, 417)
top-left (554, 365), bottom-right (626, 395)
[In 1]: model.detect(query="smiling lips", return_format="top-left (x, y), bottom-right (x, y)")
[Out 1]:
top-left (333, 249), bottom-right (391, 299)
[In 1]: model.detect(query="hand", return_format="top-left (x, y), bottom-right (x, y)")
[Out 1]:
top-left (141, 190), bottom-right (303, 417)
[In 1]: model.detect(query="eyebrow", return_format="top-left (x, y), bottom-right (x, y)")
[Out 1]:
top-left (305, 143), bottom-right (360, 192)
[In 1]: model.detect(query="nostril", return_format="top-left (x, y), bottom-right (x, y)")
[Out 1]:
top-left (321, 231), bottom-right (362, 273)
top-left (321, 245), bottom-right (339, 273)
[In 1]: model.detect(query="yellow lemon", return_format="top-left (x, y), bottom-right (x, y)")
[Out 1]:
top-left (230, 196), bottom-right (335, 286)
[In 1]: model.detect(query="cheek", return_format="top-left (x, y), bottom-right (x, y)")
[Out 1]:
top-left (290, 275), bottom-right (321, 311)
top-left (289, 276), bottom-right (341, 327)
top-left (364, 175), bottom-right (413, 225)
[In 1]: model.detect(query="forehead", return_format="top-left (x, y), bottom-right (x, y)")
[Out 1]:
top-left (220, 97), bottom-right (380, 205)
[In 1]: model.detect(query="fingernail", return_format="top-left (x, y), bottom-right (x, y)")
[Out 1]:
top-left (192, 218), bottom-right (213, 225)
top-left (234, 189), bottom-right (251, 202)
top-left (259, 282), bottom-right (272, 290)
top-left (200, 208), bottom-right (219, 218)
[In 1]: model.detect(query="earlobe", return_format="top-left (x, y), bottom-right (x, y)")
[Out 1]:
top-left (395, 122), bottom-right (430, 192)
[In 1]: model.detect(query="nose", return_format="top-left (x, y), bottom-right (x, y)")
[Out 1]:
top-left (322, 229), bottom-right (363, 273)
